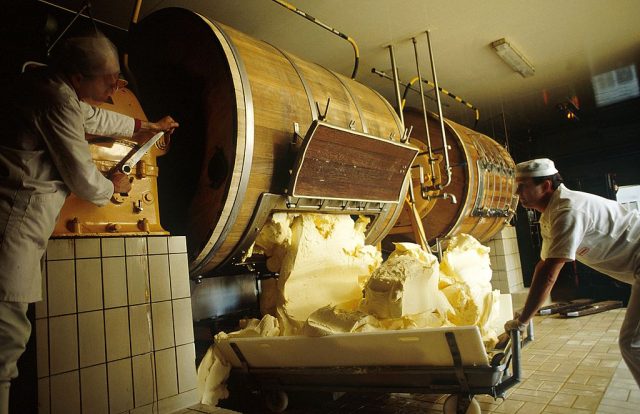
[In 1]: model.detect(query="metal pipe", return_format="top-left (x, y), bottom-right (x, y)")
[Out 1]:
top-left (371, 68), bottom-right (438, 104)
top-left (271, 0), bottom-right (360, 79)
top-left (131, 0), bottom-right (143, 24)
top-left (45, 2), bottom-right (89, 56)
top-left (387, 45), bottom-right (405, 128)
top-left (401, 76), bottom-right (480, 125)
top-left (411, 37), bottom-right (437, 186)
top-left (425, 30), bottom-right (453, 189)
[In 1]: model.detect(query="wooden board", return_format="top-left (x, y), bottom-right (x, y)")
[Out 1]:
top-left (217, 325), bottom-right (489, 368)
top-left (290, 121), bottom-right (418, 203)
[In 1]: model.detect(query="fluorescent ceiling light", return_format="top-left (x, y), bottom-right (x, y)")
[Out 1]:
top-left (491, 38), bottom-right (535, 78)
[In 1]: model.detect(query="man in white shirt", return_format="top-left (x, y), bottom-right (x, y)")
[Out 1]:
top-left (505, 158), bottom-right (640, 386)
top-left (0, 33), bottom-right (179, 412)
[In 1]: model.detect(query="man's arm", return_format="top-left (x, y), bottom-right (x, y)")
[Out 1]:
top-left (81, 102), bottom-right (179, 137)
top-left (517, 257), bottom-right (570, 324)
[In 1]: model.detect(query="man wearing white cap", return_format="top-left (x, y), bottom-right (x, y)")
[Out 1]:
top-left (505, 158), bottom-right (640, 386)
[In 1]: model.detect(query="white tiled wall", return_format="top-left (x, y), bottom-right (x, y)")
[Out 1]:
top-left (37, 236), bottom-right (198, 414)
top-left (487, 225), bottom-right (525, 293)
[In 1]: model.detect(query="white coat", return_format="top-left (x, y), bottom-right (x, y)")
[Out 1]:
top-left (0, 69), bottom-right (134, 302)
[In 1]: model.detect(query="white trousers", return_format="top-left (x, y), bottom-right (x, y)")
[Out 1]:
top-left (619, 277), bottom-right (640, 387)
top-left (0, 302), bottom-right (30, 414)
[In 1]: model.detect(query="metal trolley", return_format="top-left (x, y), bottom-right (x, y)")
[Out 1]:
top-left (217, 324), bottom-right (533, 414)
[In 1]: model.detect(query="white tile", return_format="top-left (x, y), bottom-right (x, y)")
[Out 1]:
top-left (491, 254), bottom-right (506, 271)
top-left (173, 298), bottom-right (194, 346)
top-left (156, 388), bottom-right (199, 413)
top-left (78, 311), bottom-right (106, 367)
top-left (168, 236), bottom-right (187, 254)
top-left (102, 257), bottom-right (127, 308)
top-left (132, 353), bottom-right (155, 407)
top-left (49, 315), bottom-right (78, 375)
top-left (47, 239), bottom-right (74, 260)
top-left (101, 237), bottom-right (125, 257)
top-left (126, 237), bottom-right (148, 256)
top-left (491, 277), bottom-right (508, 292)
top-left (152, 301), bottom-right (175, 350)
top-left (75, 238), bottom-right (101, 258)
top-left (130, 404), bottom-right (154, 414)
top-left (176, 343), bottom-right (197, 393)
top-left (147, 236), bottom-right (168, 255)
top-left (47, 260), bottom-right (76, 316)
top-left (127, 256), bottom-right (150, 305)
top-left (493, 239), bottom-right (505, 255)
top-left (50, 371), bottom-right (81, 414)
top-left (492, 269), bottom-right (508, 282)
top-left (36, 318), bottom-right (48, 378)
top-left (80, 364), bottom-right (108, 414)
top-left (107, 359), bottom-right (134, 413)
top-left (149, 255), bottom-right (171, 302)
top-left (104, 307), bottom-right (131, 361)
top-left (130, 304), bottom-right (153, 356)
top-left (76, 258), bottom-right (103, 312)
top-left (155, 348), bottom-right (178, 399)
top-left (36, 265), bottom-right (47, 319)
top-left (38, 377), bottom-right (49, 414)
top-left (169, 254), bottom-right (190, 299)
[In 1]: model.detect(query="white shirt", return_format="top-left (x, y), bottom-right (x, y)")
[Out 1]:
top-left (540, 184), bottom-right (640, 283)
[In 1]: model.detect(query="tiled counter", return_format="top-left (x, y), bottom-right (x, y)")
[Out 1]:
top-left (36, 236), bottom-right (199, 414)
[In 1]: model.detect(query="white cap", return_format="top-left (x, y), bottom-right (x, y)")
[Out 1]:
top-left (515, 158), bottom-right (558, 178)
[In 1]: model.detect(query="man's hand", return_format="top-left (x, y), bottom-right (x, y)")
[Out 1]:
top-left (111, 172), bottom-right (132, 194)
top-left (504, 318), bottom-right (528, 333)
top-left (142, 116), bottom-right (179, 134)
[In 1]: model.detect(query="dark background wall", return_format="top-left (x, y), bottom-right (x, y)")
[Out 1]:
top-left (495, 98), bottom-right (640, 304)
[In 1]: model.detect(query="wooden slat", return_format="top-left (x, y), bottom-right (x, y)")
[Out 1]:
top-left (291, 123), bottom-right (417, 203)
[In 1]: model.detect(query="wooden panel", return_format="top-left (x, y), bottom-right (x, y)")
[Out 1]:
top-left (291, 123), bottom-right (417, 203)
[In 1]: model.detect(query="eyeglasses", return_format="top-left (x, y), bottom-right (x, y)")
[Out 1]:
top-left (85, 72), bottom-right (128, 91)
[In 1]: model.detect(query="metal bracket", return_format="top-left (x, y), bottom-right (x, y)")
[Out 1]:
top-left (316, 98), bottom-right (331, 121)
top-left (401, 125), bottom-right (413, 143)
top-left (291, 122), bottom-right (304, 146)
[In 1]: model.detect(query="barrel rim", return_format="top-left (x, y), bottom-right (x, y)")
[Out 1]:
top-left (187, 12), bottom-right (255, 275)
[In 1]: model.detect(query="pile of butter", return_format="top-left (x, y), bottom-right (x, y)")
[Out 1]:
top-left (198, 212), bottom-right (503, 405)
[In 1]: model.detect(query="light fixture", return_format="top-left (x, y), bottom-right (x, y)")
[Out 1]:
top-left (490, 38), bottom-right (535, 78)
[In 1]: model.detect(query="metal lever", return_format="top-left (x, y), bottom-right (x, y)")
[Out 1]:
top-left (120, 131), bottom-right (165, 175)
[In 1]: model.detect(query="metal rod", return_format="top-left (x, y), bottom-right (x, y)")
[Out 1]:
top-left (371, 68), bottom-right (438, 104)
top-left (38, 0), bottom-right (125, 34)
top-left (46, 3), bottom-right (89, 56)
top-left (401, 75), bottom-right (480, 124)
top-left (387, 45), bottom-right (405, 128)
top-left (425, 30), bottom-right (452, 189)
top-left (411, 37), bottom-right (437, 185)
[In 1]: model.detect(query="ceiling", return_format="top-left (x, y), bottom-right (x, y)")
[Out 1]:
top-left (43, 0), bottom-right (640, 133)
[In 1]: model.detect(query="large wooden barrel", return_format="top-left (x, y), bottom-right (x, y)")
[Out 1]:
top-left (387, 107), bottom-right (518, 245)
top-left (129, 8), bottom-right (405, 276)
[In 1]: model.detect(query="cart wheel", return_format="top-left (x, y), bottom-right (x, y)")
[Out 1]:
top-left (263, 390), bottom-right (289, 413)
top-left (443, 394), bottom-right (481, 414)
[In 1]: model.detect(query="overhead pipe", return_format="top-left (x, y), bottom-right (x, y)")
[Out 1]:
top-left (424, 30), bottom-right (453, 190)
top-left (401, 76), bottom-right (480, 127)
top-left (411, 36), bottom-right (438, 187)
top-left (387, 45), bottom-right (405, 129)
top-left (270, 0), bottom-right (360, 79)
top-left (371, 68), bottom-right (439, 104)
